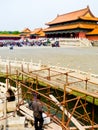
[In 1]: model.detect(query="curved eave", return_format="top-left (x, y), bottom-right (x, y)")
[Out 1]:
top-left (86, 27), bottom-right (98, 35)
top-left (44, 24), bottom-right (96, 32)
top-left (46, 16), bottom-right (98, 26)
top-left (87, 32), bottom-right (98, 35)
top-left (80, 16), bottom-right (98, 21)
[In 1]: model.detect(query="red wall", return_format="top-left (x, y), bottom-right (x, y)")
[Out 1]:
top-left (86, 35), bottom-right (98, 40)
top-left (78, 32), bottom-right (86, 38)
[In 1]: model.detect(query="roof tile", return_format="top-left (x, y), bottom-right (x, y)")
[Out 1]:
top-left (44, 23), bottom-right (97, 32)
top-left (46, 6), bottom-right (98, 25)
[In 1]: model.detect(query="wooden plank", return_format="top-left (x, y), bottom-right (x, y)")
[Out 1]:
top-left (19, 104), bottom-right (51, 124)
top-left (49, 94), bottom-right (85, 130)
top-left (66, 85), bottom-right (98, 98)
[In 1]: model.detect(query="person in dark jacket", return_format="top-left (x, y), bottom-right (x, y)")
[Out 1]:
top-left (32, 94), bottom-right (44, 130)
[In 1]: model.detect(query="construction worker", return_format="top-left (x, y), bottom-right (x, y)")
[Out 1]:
top-left (31, 94), bottom-right (44, 130)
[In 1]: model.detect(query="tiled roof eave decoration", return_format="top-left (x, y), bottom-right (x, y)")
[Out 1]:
top-left (44, 24), bottom-right (96, 32)
top-left (80, 16), bottom-right (98, 21)
top-left (86, 26), bottom-right (98, 35)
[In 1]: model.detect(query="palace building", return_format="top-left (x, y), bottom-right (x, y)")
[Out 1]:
top-left (44, 6), bottom-right (98, 40)
top-left (20, 28), bottom-right (31, 39)
top-left (20, 28), bottom-right (45, 39)
top-left (0, 34), bottom-right (20, 40)
top-left (30, 28), bottom-right (45, 39)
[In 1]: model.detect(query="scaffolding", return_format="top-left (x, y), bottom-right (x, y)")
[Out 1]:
top-left (0, 59), bottom-right (98, 130)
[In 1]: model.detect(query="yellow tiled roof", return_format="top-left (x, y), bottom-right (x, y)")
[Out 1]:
top-left (80, 16), bottom-right (98, 21)
top-left (44, 23), bottom-right (96, 32)
top-left (86, 26), bottom-right (98, 35)
top-left (46, 6), bottom-right (98, 25)
top-left (30, 28), bottom-right (45, 37)
top-left (21, 28), bottom-right (31, 33)
top-left (0, 34), bottom-right (20, 37)
top-left (39, 32), bottom-right (45, 37)
top-left (30, 28), bottom-right (42, 35)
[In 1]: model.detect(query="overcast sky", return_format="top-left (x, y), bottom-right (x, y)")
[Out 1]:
top-left (0, 0), bottom-right (98, 31)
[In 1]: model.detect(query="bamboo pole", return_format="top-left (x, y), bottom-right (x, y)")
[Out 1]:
top-left (4, 65), bottom-right (9, 130)
top-left (49, 95), bottom-right (85, 130)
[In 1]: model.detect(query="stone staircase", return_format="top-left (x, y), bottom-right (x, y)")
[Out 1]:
top-left (59, 38), bottom-right (92, 47)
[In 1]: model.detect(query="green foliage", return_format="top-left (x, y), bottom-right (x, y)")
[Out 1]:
top-left (0, 31), bottom-right (20, 34)
top-left (0, 76), bottom-right (6, 82)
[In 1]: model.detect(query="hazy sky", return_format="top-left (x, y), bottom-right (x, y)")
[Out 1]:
top-left (0, 0), bottom-right (98, 31)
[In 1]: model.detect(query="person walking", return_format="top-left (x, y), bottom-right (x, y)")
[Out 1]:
top-left (31, 94), bottom-right (44, 130)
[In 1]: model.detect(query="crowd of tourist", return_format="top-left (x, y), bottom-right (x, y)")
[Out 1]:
top-left (0, 38), bottom-right (60, 48)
